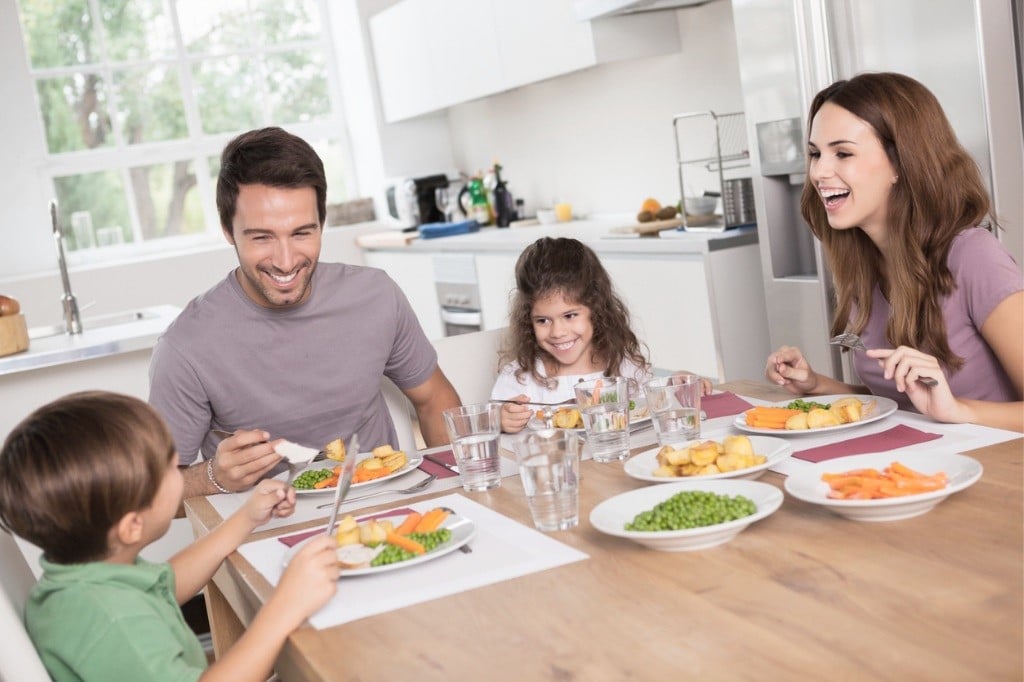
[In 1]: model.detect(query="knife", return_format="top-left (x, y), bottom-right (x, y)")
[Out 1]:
top-left (325, 434), bottom-right (360, 539)
top-left (422, 452), bottom-right (459, 474)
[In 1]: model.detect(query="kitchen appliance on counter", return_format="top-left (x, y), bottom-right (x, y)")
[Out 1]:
top-left (433, 253), bottom-right (482, 337)
top-left (730, 0), bottom-right (1023, 383)
top-left (385, 175), bottom-right (450, 229)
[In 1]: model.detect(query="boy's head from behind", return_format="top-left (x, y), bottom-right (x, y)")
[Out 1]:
top-left (0, 391), bottom-right (175, 564)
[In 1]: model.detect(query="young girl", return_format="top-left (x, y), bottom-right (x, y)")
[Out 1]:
top-left (766, 72), bottom-right (1023, 431)
top-left (0, 391), bottom-right (341, 682)
top-left (492, 237), bottom-right (710, 433)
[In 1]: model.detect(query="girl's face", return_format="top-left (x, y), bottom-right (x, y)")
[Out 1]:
top-left (531, 291), bottom-right (600, 375)
top-left (808, 102), bottom-right (898, 247)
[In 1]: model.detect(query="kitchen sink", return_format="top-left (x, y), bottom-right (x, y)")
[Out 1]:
top-left (28, 308), bottom-right (166, 341)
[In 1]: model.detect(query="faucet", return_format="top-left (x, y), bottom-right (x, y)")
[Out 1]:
top-left (49, 199), bottom-right (82, 334)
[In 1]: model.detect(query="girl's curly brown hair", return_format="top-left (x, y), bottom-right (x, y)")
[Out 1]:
top-left (499, 237), bottom-right (650, 388)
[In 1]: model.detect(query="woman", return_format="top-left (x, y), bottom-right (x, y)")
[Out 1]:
top-left (765, 72), bottom-right (1023, 431)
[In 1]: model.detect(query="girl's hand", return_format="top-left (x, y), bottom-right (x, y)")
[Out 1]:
top-left (242, 479), bottom-right (297, 529)
top-left (500, 395), bottom-right (533, 434)
top-left (274, 535), bottom-right (339, 622)
top-left (866, 346), bottom-right (969, 423)
top-left (765, 346), bottom-right (819, 395)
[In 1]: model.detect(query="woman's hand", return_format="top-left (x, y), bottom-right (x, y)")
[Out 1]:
top-left (500, 395), bottom-right (533, 434)
top-left (866, 346), bottom-right (969, 423)
top-left (242, 479), bottom-right (297, 529)
top-left (765, 346), bottom-right (820, 395)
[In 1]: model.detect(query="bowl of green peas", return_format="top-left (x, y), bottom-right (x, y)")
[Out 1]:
top-left (588, 480), bottom-right (783, 551)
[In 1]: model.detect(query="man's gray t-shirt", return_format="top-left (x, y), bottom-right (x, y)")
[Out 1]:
top-left (149, 262), bottom-right (437, 464)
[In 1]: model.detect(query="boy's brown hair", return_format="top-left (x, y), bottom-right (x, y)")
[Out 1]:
top-left (0, 391), bottom-right (175, 564)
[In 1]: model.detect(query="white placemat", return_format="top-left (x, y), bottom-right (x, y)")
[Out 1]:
top-left (237, 493), bottom-right (589, 629)
top-left (204, 446), bottom-right (519, 533)
top-left (700, 396), bottom-right (1020, 476)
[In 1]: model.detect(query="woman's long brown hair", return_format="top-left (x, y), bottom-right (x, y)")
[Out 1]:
top-left (799, 72), bottom-right (991, 371)
top-left (499, 237), bottom-right (649, 388)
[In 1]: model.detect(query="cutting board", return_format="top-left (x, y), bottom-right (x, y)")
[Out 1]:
top-left (0, 314), bottom-right (29, 357)
top-left (354, 230), bottom-right (419, 248)
top-left (609, 218), bottom-right (685, 236)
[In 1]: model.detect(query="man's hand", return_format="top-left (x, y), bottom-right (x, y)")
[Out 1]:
top-left (211, 429), bottom-right (284, 493)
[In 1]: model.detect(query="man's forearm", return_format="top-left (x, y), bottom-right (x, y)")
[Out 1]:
top-left (181, 460), bottom-right (218, 499)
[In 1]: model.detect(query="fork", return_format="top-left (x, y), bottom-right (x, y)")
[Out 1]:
top-left (829, 333), bottom-right (939, 387)
top-left (315, 474), bottom-right (437, 509)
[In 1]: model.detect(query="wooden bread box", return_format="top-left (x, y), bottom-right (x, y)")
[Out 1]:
top-left (0, 314), bottom-right (29, 357)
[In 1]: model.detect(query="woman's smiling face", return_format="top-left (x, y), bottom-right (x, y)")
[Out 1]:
top-left (531, 291), bottom-right (601, 376)
top-left (808, 101), bottom-right (898, 246)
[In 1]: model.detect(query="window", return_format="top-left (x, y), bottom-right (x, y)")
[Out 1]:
top-left (16, 0), bottom-right (355, 259)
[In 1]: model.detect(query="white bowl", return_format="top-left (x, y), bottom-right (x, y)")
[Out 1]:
top-left (623, 435), bottom-right (793, 483)
top-left (783, 450), bottom-right (982, 522)
top-left (536, 208), bottom-right (557, 224)
top-left (684, 195), bottom-right (718, 216)
top-left (589, 479), bottom-right (783, 551)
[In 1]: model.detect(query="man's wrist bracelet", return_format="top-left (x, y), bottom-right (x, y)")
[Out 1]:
top-left (206, 458), bottom-right (230, 494)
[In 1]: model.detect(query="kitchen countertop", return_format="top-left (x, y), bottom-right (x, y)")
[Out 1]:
top-left (0, 304), bottom-right (180, 377)
top-left (361, 218), bottom-right (758, 255)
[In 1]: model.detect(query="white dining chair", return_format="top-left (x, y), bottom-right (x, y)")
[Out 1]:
top-left (432, 327), bottom-right (507, 405)
top-left (380, 377), bottom-right (418, 454)
top-left (0, 529), bottom-right (51, 681)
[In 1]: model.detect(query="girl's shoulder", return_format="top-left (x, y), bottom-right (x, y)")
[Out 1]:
top-left (948, 227), bottom-right (1017, 270)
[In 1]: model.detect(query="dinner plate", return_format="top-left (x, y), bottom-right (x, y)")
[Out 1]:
top-left (783, 450), bottom-right (983, 522)
top-left (623, 435), bottom-right (793, 483)
top-left (589, 479), bottom-right (783, 551)
top-left (289, 452), bottom-right (424, 495)
top-left (282, 512), bottom-right (476, 577)
top-left (733, 394), bottom-right (898, 436)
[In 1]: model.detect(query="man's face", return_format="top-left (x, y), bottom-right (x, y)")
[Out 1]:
top-left (226, 184), bottom-right (322, 308)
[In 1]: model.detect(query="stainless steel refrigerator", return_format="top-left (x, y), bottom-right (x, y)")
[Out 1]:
top-left (730, 0), bottom-right (1024, 382)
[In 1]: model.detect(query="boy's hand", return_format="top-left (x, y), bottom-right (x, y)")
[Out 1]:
top-left (211, 429), bottom-right (284, 492)
top-left (242, 479), bottom-right (297, 528)
top-left (276, 535), bottom-right (339, 621)
top-left (500, 395), bottom-right (532, 434)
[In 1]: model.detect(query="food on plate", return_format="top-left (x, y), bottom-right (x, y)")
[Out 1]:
top-left (536, 406), bottom-right (583, 429)
top-left (291, 444), bottom-right (408, 489)
top-left (653, 435), bottom-right (767, 477)
top-left (331, 508), bottom-right (455, 568)
top-left (324, 437), bottom-right (346, 462)
top-left (0, 295), bottom-right (20, 316)
top-left (624, 490), bottom-right (757, 531)
top-left (822, 461), bottom-right (948, 499)
top-left (275, 440), bottom-right (319, 464)
top-left (746, 398), bottom-right (869, 430)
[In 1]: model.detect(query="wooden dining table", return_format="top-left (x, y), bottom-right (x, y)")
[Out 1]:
top-left (184, 380), bottom-right (1023, 681)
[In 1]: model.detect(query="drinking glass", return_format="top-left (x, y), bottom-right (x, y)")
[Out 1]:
top-left (435, 187), bottom-right (454, 222)
top-left (514, 429), bottom-right (580, 531)
top-left (443, 403), bottom-right (503, 491)
top-left (574, 377), bottom-right (630, 462)
top-left (643, 373), bottom-right (702, 446)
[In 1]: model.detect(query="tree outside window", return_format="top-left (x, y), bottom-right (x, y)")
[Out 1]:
top-left (17, 0), bottom-right (353, 254)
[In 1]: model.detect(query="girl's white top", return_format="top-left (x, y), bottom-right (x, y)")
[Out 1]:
top-left (490, 358), bottom-right (650, 404)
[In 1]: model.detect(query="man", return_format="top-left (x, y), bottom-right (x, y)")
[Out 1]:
top-left (149, 127), bottom-right (460, 498)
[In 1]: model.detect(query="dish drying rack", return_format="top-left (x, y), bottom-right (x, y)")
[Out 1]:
top-left (672, 110), bottom-right (752, 232)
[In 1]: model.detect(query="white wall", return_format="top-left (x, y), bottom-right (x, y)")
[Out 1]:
top-left (444, 0), bottom-right (745, 216)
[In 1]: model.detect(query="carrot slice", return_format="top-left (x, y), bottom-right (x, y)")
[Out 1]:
top-left (394, 512), bottom-right (422, 536)
top-left (385, 531), bottom-right (425, 555)
top-left (314, 476), bottom-right (338, 489)
top-left (413, 508), bottom-right (450, 534)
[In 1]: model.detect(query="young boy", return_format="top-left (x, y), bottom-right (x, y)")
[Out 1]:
top-left (0, 391), bottom-right (340, 682)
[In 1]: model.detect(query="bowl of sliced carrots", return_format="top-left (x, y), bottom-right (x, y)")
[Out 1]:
top-left (783, 450), bottom-right (983, 521)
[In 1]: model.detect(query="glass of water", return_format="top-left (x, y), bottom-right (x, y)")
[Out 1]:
top-left (573, 377), bottom-right (631, 462)
top-left (513, 429), bottom-right (580, 531)
top-left (643, 373), bottom-right (702, 446)
top-left (442, 403), bottom-right (503, 491)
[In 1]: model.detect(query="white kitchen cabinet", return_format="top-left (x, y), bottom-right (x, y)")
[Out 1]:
top-left (370, 0), bottom-right (681, 122)
top-left (601, 254), bottom-right (719, 379)
top-left (363, 250), bottom-right (444, 339)
top-left (476, 252), bottom-right (520, 330)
